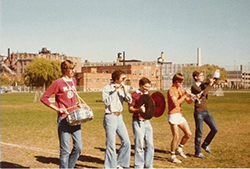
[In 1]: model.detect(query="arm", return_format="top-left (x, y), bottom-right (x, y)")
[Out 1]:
top-left (102, 85), bottom-right (116, 106)
top-left (201, 79), bottom-right (214, 96)
top-left (40, 80), bottom-right (65, 113)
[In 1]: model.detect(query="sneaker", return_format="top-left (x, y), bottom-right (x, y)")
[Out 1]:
top-left (117, 165), bottom-right (123, 169)
top-left (195, 153), bottom-right (205, 159)
top-left (170, 155), bottom-right (182, 163)
top-left (176, 147), bottom-right (187, 158)
top-left (201, 144), bottom-right (211, 153)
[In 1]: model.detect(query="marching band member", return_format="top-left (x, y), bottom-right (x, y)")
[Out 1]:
top-left (40, 60), bottom-right (83, 168)
top-left (191, 71), bottom-right (218, 158)
top-left (167, 73), bottom-right (193, 163)
top-left (102, 70), bottom-right (132, 169)
top-left (129, 77), bottom-right (154, 169)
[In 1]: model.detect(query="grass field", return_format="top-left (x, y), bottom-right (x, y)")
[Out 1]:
top-left (1, 91), bottom-right (250, 168)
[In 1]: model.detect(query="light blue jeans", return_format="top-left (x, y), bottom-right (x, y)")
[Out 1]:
top-left (133, 119), bottom-right (154, 168)
top-left (58, 117), bottom-right (82, 169)
top-left (103, 114), bottom-right (131, 168)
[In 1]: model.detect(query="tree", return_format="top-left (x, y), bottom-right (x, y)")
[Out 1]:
top-left (180, 64), bottom-right (227, 87)
top-left (23, 58), bottom-right (62, 89)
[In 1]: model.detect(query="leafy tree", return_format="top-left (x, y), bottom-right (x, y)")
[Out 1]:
top-left (180, 64), bottom-right (227, 86)
top-left (0, 74), bottom-right (11, 86)
top-left (23, 58), bottom-right (62, 89)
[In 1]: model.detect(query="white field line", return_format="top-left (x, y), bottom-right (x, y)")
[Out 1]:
top-left (1, 142), bottom-right (58, 155)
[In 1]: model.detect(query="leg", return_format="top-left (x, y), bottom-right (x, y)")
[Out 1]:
top-left (144, 121), bottom-right (154, 168)
top-left (194, 112), bottom-right (205, 155)
top-left (178, 121), bottom-right (192, 146)
top-left (68, 125), bottom-right (82, 168)
top-left (203, 110), bottom-right (218, 147)
top-left (132, 120), bottom-right (145, 169)
top-left (169, 123), bottom-right (179, 153)
top-left (116, 115), bottom-right (131, 168)
top-left (58, 117), bottom-right (71, 168)
top-left (103, 115), bottom-right (118, 168)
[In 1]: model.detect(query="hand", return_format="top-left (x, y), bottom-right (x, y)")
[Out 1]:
top-left (140, 104), bottom-right (146, 113)
top-left (58, 107), bottom-right (67, 114)
top-left (209, 78), bottom-right (215, 86)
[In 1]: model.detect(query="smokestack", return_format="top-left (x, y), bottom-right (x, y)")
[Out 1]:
top-left (197, 48), bottom-right (201, 66)
top-left (161, 51), bottom-right (165, 62)
top-left (123, 51), bottom-right (125, 66)
top-left (8, 48), bottom-right (10, 58)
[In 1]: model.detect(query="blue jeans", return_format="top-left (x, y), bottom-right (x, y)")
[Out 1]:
top-left (103, 114), bottom-right (131, 168)
top-left (194, 110), bottom-right (218, 155)
top-left (58, 117), bottom-right (82, 169)
top-left (133, 119), bottom-right (154, 169)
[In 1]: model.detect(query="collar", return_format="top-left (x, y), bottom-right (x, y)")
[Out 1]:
top-left (136, 89), bottom-right (149, 95)
top-left (62, 77), bottom-right (73, 82)
top-left (195, 82), bottom-right (201, 87)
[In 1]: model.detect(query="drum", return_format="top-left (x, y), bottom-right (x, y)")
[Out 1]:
top-left (66, 107), bottom-right (94, 126)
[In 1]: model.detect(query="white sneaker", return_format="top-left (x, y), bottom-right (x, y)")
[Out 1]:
top-left (170, 155), bottom-right (182, 163)
top-left (176, 147), bottom-right (187, 158)
top-left (117, 165), bottom-right (123, 169)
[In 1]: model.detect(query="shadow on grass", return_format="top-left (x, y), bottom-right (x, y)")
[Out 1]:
top-left (35, 154), bottom-right (103, 168)
top-left (95, 144), bottom-right (171, 162)
top-left (0, 161), bottom-right (29, 168)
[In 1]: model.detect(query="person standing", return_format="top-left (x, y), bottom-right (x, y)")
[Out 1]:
top-left (128, 77), bottom-right (154, 168)
top-left (167, 73), bottom-right (193, 163)
top-left (102, 70), bottom-right (132, 168)
top-left (191, 71), bottom-right (218, 158)
top-left (40, 60), bottom-right (84, 168)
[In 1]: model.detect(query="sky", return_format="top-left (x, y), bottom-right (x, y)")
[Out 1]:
top-left (1, 0), bottom-right (250, 69)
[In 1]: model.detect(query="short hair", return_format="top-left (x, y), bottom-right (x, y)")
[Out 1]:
top-left (139, 77), bottom-right (151, 86)
top-left (192, 70), bottom-right (203, 81)
top-left (172, 73), bottom-right (184, 84)
top-left (111, 70), bottom-right (126, 82)
top-left (61, 60), bottom-right (75, 75)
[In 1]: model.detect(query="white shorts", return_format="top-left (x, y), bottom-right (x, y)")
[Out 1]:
top-left (168, 113), bottom-right (187, 125)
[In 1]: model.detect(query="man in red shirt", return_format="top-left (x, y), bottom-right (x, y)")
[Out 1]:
top-left (167, 73), bottom-right (193, 163)
top-left (41, 60), bottom-right (84, 168)
top-left (129, 77), bottom-right (154, 168)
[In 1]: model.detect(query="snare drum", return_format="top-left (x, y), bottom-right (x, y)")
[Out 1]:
top-left (66, 108), bottom-right (94, 126)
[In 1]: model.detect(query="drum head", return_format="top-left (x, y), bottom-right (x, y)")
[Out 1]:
top-left (151, 91), bottom-right (166, 117)
top-left (138, 94), bottom-right (155, 120)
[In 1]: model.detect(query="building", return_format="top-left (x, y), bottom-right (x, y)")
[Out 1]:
top-left (75, 52), bottom-right (196, 91)
top-left (242, 72), bottom-right (250, 88)
top-left (2, 48), bottom-right (82, 79)
top-left (75, 64), bottom-right (162, 92)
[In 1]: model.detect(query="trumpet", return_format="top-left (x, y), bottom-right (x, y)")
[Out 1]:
top-left (184, 87), bottom-right (203, 104)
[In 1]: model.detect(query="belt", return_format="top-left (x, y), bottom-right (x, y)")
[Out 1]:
top-left (133, 116), bottom-right (145, 122)
top-left (106, 112), bottom-right (121, 116)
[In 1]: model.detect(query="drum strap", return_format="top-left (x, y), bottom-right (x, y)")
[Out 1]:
top-left (62, 78), bottom-right (88, 108)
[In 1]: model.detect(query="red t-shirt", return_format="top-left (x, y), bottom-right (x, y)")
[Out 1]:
top-left (40, 78), bottom-right (77, 117)
top-left (129, 90), bottom-right (151, 120)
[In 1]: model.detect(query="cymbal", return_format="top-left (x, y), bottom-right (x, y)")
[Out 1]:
top-left (151, 91), bottom-right (166, 117)
top-left (138, 94), bottom-right (155, 120)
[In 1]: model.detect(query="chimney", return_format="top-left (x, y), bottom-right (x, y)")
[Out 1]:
top-left (123, 51), bottom-right (125, 66)
top-left (8, 48), bottom-right (10, 58)
top-left (197, 48), bottom-right (201, 66)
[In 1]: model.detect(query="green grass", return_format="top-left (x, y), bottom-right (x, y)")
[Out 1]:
top-left (1, 91), bottom-right (250, 168)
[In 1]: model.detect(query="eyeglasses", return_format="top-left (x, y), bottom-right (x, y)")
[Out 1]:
top-left (142, 84), bottom-right (151, 89)
top-left (121, 76), bottom-right (126, 81)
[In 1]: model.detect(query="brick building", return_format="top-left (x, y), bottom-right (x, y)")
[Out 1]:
top-left (75, 64), bottom-right (162, 92)
top-left (2, 48), bottom-right (82, 80)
